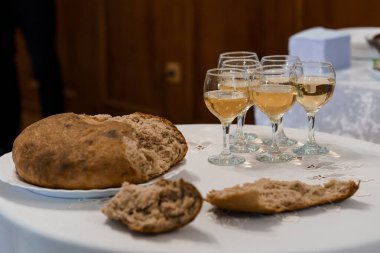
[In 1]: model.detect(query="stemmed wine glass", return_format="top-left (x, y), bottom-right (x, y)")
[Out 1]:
top-left (260, 55), bottom-right (300, 146)
top-left (218, 51), bottom-right (260, 142)
top-left (218, 51), bottom-right (259, 68)
top-left (292, 61), bottom-right (336, 155)
top-left (203, 68), bottom-right (251, 165)
top-left (252, 65), bottom-right (297, 163)
top-left (221, 59), bottom-right (261, 153)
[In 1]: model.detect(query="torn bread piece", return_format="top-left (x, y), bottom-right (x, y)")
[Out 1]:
top-left (102, 179), bottom-right (203, 233)
top-left (205, 178), bottom-right (359, 214)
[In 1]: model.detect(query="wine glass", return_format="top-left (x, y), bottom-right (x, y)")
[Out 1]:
top-left (252, 65), bottom-right (297, 163)
top-left (292, 61), bottom-right (336, 155)
top-left (218, 51), bottom-right (260, 142)
top-left (221, 59), bottom-right (261, 153)
top-left (260, 55), bottom-right (300, 146)
top-left (204, 68), bottom-right (251, 165)
top-left (218, 51), bottom-right (259, 68)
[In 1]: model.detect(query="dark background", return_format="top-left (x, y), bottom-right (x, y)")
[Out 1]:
top-left (15, 0), bottom-right (380, 128)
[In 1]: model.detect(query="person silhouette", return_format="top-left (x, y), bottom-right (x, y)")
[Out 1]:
top-left (1, 0), bottom-right (65, 155)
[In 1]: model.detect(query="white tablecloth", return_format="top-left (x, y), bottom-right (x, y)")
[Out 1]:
top-left (255, 60), bottom-right (380, 144)
top-left (1, 124), bottom-right (380, 253)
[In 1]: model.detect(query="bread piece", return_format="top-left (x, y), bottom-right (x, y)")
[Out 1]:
top-left (12, 112), bottom-right (187, 190)
top-left (205, 178), bottom-right (359, 214)
top-left (102, 179), bottom-right (203, 233)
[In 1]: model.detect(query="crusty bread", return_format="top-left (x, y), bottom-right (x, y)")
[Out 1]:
top-left (12, 112), bottom-right (187, 190)
top-left (102, 179), bottom-right (203, 233)
top-left (205, 178), bottom-right (359, 213)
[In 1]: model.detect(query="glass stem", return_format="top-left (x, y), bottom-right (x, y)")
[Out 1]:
top-left (277, 116), bottom-right (286, 139)
top-left (270, 120), bottom-right (281, 154)
top-left (307, 112), bottom-right (317, 144)
top-left (236, 114), bottom-right (244, 138)
top-left (236, 109), bottom-right (248, 141)
top-left (221, 123), bottom-right (232, 156)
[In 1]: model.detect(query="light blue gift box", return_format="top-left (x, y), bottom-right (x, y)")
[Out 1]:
top-left (288, 27), bottom-right (351, 69)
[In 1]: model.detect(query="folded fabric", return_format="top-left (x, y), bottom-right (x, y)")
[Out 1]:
top-left (289, 27), bottom-right (350, 69)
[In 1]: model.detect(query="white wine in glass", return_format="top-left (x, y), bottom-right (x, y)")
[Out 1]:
top-left (260, 55), bottom-right (300, 146)
top-left (254, 85), bottom-right (297, 122)
top-left (204, 90), bottom-right (249, 123)
top-left (221, 59), bottom-right (261, 153)
top-left (293, 61), bottom-right (336, 156)
top-left (252, 65), bottom-right (297, 163)
top-left (204, 68), bottom-right (250, 166)
top-left (218, 51), bottom-right (260, 142)
top-left (296, 77), bottom-right (335, 112)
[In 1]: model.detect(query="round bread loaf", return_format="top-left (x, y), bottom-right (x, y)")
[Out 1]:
top-left (12, 112), bottom-right (188, 190)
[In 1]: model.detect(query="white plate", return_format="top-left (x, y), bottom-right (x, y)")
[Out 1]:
top-left (0, 152), bottom-right (184, 199)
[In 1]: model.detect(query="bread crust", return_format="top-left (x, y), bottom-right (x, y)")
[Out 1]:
top-left (102, 179), bottom-right (203, 233)
top-left (205, 178), bottom-right (359, 213)
top-left (12, 112), bottom-right (187, 190)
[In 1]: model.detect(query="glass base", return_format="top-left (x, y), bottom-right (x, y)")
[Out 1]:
top-left (256, 152), bottom-right (294, 163)
top-left (244, 132), bottom-right (258, 141)
top-left (292, 142), bottom-right (329, 156)
top-left (230, 142), bottom-right (259, 153)
top-left (262, 136), bottom-right (298, 146)
top-left (208, 154), bottom-right (245, 166)
top-left (230, 132), bottom-right (258, 143)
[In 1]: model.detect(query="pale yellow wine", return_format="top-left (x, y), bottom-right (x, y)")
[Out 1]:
top-left (296, 77), bottom-right (335, 113)
top-left (204, 90), bottom-right (249, 123)
top-left (219, 81), bottom-right (255, 108)
top-left (252, 85), bottom-right (296, 121)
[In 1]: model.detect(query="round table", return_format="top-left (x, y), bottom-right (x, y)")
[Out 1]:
top-left (0, 124), bottom-right (380, 253)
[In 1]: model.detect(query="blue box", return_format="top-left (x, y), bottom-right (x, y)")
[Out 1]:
top-left (288, 27), bottom-right (351, 69)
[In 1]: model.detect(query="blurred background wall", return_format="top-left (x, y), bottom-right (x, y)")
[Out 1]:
top-left (15, 0), bottom-right (380, 127)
